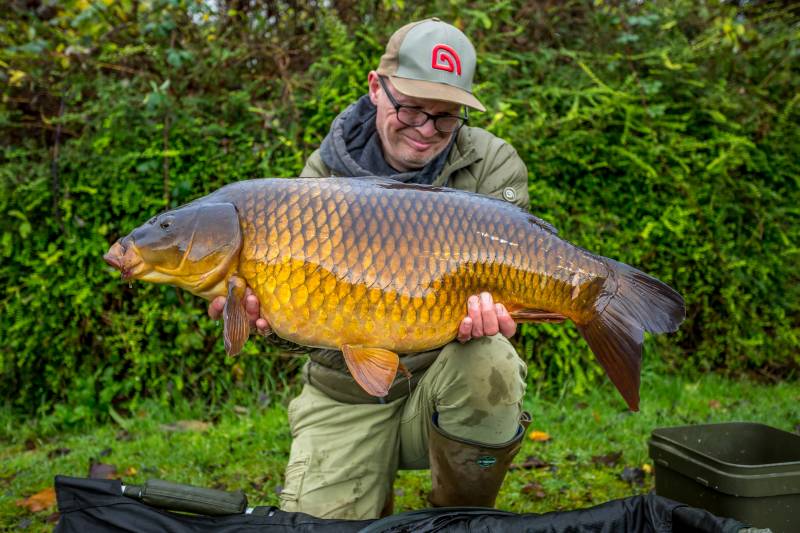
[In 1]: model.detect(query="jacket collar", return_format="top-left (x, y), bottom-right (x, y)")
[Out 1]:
top-left (433, 126), bottom-right (481, 187)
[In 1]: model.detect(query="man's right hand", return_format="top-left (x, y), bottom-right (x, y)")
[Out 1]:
top-left (208, 287), bottom-right (271, 335)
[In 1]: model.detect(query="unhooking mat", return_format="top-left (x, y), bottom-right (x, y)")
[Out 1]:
top-left (53, 475), bottom-right (752, 533)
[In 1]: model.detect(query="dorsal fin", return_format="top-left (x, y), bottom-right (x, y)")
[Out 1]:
top-left (527, 213), bottom-right (558, 235)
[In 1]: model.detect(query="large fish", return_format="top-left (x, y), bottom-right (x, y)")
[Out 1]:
top-left (104, 177), bottom-right (684, 410)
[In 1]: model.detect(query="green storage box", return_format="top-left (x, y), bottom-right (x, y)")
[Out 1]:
top-left (649, 422), bottom-right (800, 533)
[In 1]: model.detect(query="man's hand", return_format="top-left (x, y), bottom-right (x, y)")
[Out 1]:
top-left (457, 292), bottom-right (516, 343)
top-left (208, 287), bottom-right (271, 335)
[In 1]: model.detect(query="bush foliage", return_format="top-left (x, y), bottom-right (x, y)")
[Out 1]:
top-left (1, 0), bottom-right (798, 421)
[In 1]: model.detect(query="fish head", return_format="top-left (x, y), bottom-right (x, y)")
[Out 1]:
top-left (104, 202), bottom-right (242, 295)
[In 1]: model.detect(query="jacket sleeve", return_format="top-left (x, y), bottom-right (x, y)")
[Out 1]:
top-left (261, 332), bottom-right (309, 355)
top-left (300, 149), bottom-right (332, 178)
top-left (476, 139), bottom-right (530, 211)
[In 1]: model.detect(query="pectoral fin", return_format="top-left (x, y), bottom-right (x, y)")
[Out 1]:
top-left (508, 308), bottom-right (568, 323)
top-left (223, 276), bottom-right (249, 356)
top-left (341, 345), bottom-right (400, 398)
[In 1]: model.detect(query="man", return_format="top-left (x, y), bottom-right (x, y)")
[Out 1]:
top-left (209, 18), bottom-right (531, 519)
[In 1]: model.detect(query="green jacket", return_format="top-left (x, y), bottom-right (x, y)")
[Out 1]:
top-left (294, 125), bottom-right (530, 403)
top-left (301, 125), bottom-right (530, 210)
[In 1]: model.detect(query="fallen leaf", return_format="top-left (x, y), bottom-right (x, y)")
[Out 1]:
top-left (642, 463), bottom-right (653, 475)
top-left (510, 455), bottom-right (550, 471)
top-left (528, 430), bottom-right (551, 442)
top-left (124, 466), bottom-right (138, 476)
top-left (47, 447), bottom-right (71, 459)
top-left (160, 420), bottom-right (211, 432)
top-left (233, 405), bottom-right (248, 415)
top-left (620, 466), bottom-right (646, 485)
top-left (15, 487), bottom-right (56, 512)
top-left (89, 462), bottom-right (118, 479)
top-left (708, 399), bottom-right (722, 410)
top-left (521, 455), bottom-right (549, 469)
top-left (46, 512), bottom-right (61, 523)
top-left (521, 482), bottom-right (546, 499)
top-left (592, 450), bottom-right (623, 467)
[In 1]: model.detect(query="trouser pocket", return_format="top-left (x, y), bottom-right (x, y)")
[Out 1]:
top-left (279, 454), bottom-right (308, 504)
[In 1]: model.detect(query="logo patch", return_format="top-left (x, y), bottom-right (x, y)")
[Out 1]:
top-left (476, 455), bottom-right (496, 468)
top-left (431, 44), bottom-right (462, 75)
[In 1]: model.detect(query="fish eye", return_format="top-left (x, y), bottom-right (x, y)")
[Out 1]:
top-left (159, 215), bottom-right (174, 230)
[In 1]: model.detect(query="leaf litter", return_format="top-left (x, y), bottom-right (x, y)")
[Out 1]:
top-left (15, 487), bottom-right (56, 513)
top-left (591, 450), bottom-right (623, 467)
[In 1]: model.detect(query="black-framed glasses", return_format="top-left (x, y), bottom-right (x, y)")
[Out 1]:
top-left (378, 76), bottom-right (468, 134)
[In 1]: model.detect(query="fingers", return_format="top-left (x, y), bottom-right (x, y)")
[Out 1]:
top-left (459, 293), bottom-right (516, 342)
top-left (254, 317), bottom-right (271, 336)
top-left (480, 292), bottom-right (499, 336)
top-left (496, 303), bottom-right (517, 338)
top-left (208, 296), bottom-right (225, 320)
top-left (457, 316), bottom-right (473, 343)
top-left (467, 294), bottom-right (483, 338)
top-left (210, 289), bottom-right (271, 335)
top-left (245, 288), bottom-right (272, 335)
top-left (245, 289), bottom-right (260, 326)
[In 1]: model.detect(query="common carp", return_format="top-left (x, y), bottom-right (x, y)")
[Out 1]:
top-left (103, 177), bottom-right (685, 410)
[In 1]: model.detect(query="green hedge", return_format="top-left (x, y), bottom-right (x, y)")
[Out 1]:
top-left (1, 0), bottom-right (798, 422)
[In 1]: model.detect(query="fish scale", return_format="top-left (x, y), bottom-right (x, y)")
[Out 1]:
top-left (105, 176), bottom-right (684, 409)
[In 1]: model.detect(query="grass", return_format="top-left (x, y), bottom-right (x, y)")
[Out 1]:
top-left (1, 363), bottom-right (798, 531)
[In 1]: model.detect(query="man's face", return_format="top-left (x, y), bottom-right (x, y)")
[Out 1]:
top-left (368, 72), bottom-right (461, 172)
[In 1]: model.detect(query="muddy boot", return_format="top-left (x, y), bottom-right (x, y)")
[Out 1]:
top-left (428, 411), bottom-right (531, 508)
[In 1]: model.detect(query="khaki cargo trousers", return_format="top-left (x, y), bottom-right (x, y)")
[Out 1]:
top-left (279, 334), bottom-right (527, 519)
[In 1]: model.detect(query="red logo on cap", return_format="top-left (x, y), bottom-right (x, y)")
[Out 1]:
top-left (431, 44), bottom-right (461, 75)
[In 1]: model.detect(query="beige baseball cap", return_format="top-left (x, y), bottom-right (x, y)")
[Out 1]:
top-left (377, 18), bottom-right (485, 112)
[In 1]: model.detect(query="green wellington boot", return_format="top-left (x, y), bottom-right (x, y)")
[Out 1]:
top-left (428, 411), bottom-right (532, 507)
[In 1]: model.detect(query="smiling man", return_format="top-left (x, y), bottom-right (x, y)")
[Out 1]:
top-left (209, 18), bottom-right (532, 519)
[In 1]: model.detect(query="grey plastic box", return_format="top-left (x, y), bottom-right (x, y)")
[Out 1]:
top-left (648, 422), bottom-right (800, 533)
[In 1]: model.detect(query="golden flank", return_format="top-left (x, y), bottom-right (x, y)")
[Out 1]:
top-left (104, 177), bottom-right (685, 409)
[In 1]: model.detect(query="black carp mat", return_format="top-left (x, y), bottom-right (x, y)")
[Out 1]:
top-left (53, 475), bottom-right (748, 533)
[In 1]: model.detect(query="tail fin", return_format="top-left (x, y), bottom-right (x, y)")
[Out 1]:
top-left (576, 260), bottom-right (685, 411)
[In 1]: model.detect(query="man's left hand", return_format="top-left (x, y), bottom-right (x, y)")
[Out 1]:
top-left (456, 292), bottom-right (516, 343)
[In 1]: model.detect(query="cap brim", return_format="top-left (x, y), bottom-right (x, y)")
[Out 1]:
top-left (390, 76), bottom-right (486, 112)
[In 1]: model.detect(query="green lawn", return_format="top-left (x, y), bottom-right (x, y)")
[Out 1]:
top-left (2, 365), bottom-right (798, 531)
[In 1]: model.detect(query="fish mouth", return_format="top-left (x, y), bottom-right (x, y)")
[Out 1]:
top-left (104, 240), bottom-right (145, 280)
